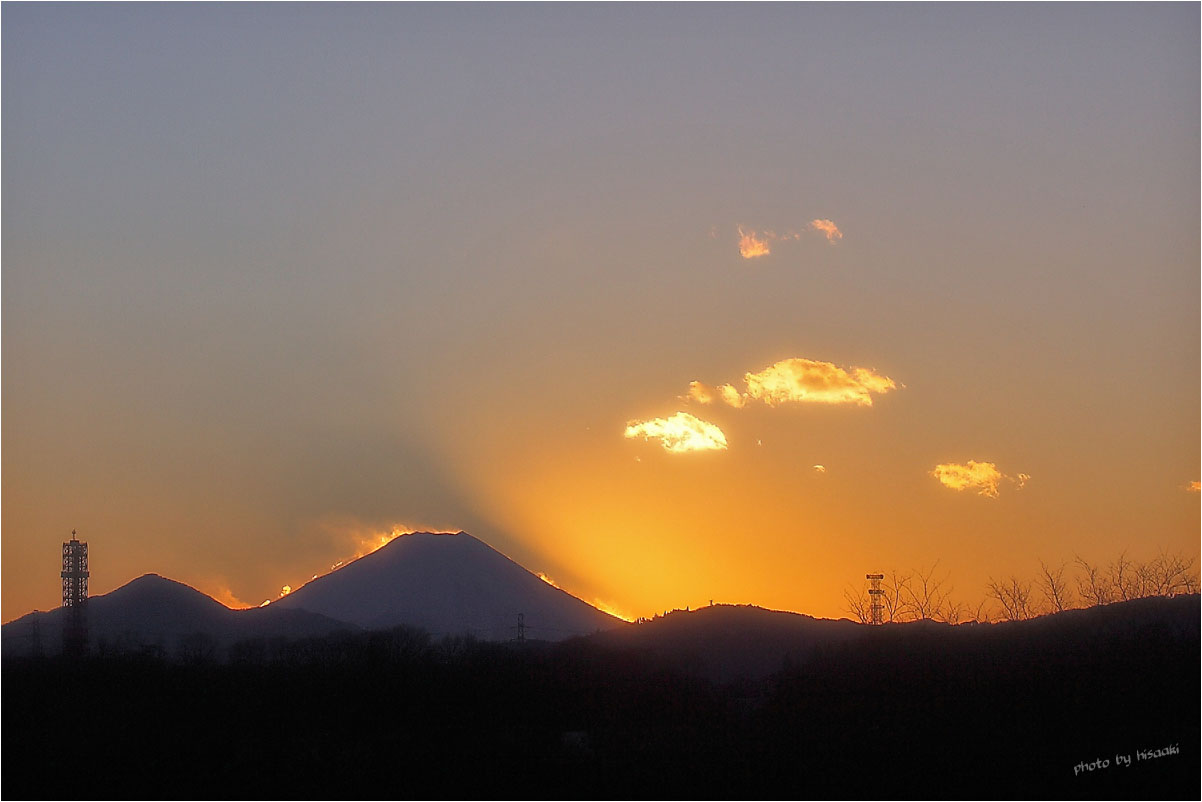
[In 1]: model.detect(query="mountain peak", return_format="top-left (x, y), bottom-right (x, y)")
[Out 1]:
top-left (275, 530), bottom-right (623, 640)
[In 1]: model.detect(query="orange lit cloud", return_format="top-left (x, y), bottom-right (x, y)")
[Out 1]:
top-left (1188, 481), bottom-right (1200, 493)
top-left (737, 221), bottom-right (838, 257)
top-left (743, 358), bottom-right (896, 407)
top-left (686, 381), bottom-right (746, 408)
top-left (719, 383), bottom-right (746, 408)
top-left (809, 218), bottom-right (843, 243)
top-left (931, 461), bottom-right (1030, 499)
top-left (686, 380), bottom-right (716, 404)
top-left (812, 464), bottom-right (827, 474)
top-left (624, 412), bottom-right (728, 453)
top-left (686, 358), bottom-right (897, 412)
top-left (737, 225), bottom-right (772, 259)
top-left (209, 584), bottom-right (253, 610)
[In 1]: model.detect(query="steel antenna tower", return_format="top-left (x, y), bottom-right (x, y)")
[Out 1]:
top-left (515, 612), bottom-right (526, 643)
top-left (61, 530), bottom-right (90, 656)
top-left (867, 573), bottom-right (884, 626)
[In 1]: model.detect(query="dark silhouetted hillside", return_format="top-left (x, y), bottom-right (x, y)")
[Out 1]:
top-left (1, 574), bottom-right (355, 658)
top-left (3, 595), bottom-right (1195, 799)
top-left (589, 603), bottom-right (864, 682)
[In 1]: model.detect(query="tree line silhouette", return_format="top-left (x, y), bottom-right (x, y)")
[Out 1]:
top-left (3, 593), bottom-right (1196, 798)
top-left (844, 549), bottom-right (1198, 624)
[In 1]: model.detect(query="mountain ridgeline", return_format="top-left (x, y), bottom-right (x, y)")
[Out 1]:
top-left (3, 594), bottom-right (1196, 798)
top-left (2, 532), bottom-right (1197, 797)
top-left (1, 531), bottom-right (625, 658)
top-left (271, 530), bottom-right (620, 638)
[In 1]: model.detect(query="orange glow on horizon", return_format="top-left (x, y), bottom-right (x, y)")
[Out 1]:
top-left (591, 597), bottom-right (635, 623)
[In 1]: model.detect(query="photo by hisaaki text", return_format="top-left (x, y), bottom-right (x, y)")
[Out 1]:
top-left (1073, 743), bottom-right (1181, 777)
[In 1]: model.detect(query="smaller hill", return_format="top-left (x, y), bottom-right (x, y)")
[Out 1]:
top-left (588, 603), bottom-right (865, 682)
top-left (1, 574), bottom-right (354, 658)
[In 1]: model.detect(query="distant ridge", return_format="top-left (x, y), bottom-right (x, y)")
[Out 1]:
top-left (1, 574), bottom-right (354, 658)
top-left (587, 594), bottom-right (1202, 682)
top-left (273, 531), bottom-right (624, 640)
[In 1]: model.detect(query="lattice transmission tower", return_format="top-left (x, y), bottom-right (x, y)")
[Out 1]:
top-left (61, 531), bottom-right (90, 656)
top-left (866, 573), bottom-right (884, 626)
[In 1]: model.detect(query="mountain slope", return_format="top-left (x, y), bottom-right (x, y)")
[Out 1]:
top-left (587, 603), bottom-right (866, 681)
top-left (1, 574), bottom-right (354, 657)
top-left (272, 531), bottom-right (623, 640)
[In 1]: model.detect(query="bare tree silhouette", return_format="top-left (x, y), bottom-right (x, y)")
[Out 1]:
top-left (904, 561), bottom-right (955, 621)
top-left (881, 569), bottom-right (915, 622)
top-left (842, 586), bottom-right (871, 624)
top-left (1073, 555), bottom-right (1114, 606)
top-left (1036, 560), bottom-right (1074, 613)
top-left (985, 576), bottom-right (1035, 621)
top-left (1141, 549), bottom-right (1199, 597)
top-left (1074, 550), bottom-right (1197, 607)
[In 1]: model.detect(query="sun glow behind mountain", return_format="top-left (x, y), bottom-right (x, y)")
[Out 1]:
top-left (2, 5), bottom-right (1197, 624)
top-left (255, 524), bottom-right (431, 607)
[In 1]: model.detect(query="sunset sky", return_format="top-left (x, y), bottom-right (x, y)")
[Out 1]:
top-left (4, 4), bottom-right (1198, 623)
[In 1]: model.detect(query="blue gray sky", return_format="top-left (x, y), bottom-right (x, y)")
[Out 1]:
top-left (4, 4), bottom-right (1198, 619)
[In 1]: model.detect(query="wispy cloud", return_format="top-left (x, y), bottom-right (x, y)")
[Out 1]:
top-left (686, 381), bottom-right (716, 404)
top-left (208, 584), bottom-right (253, 610)
top-left (1188, 480), bottom-right (1200, 493)
top-left (737, 225), bottom-right (773, 259)
top-left (812, 464), bottom-right (827, 474)
top-left (735, 219), bottom-right (843, 258)
top-left (809, 218), bottom-right (843, 243)
top-left (686, 380), bottom-right (747, 408)
top-left (624, 412), bottom-right (728, 453)
top-left (931, 461), bottom-right (1029, 499)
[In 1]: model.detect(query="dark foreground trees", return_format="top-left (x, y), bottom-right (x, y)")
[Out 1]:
top-left (847, 549), bottom-right (1199, 624)
top-left (4, 595), bottom-right (1197, 800)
